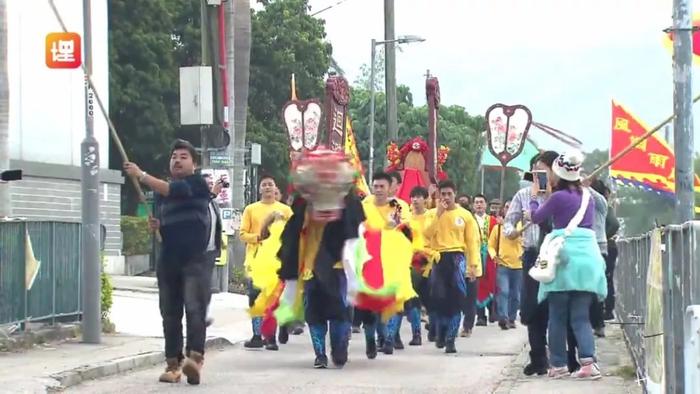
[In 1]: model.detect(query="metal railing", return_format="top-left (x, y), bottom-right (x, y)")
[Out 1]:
top-left (0, 221), bottom-right (82, 329)
top-left (616, 221), bottom-right (700, 394)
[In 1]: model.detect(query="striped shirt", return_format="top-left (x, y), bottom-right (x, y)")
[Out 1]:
top-left (504, 185), bottom-right (543, 249)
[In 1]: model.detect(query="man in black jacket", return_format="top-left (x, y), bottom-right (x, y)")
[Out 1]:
top-left (124, 139), bottom-right (220, 386)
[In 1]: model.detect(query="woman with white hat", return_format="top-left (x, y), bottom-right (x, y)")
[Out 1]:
top-left (528, 150), bottom-right (608, 380)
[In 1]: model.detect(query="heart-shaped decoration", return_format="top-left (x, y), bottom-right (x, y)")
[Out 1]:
top-left (485, 104), bottom-right (532, 166)
top-left (282, 100), bottom-right (322, 151)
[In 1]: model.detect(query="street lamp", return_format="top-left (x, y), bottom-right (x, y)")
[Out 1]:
top-left (368, 35), bottom-right (425, 184)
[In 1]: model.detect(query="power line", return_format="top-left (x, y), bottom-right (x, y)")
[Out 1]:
top-left (311, 0), bottom-right (352, 16)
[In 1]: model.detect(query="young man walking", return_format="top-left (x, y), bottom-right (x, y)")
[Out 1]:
top-left (488, 209), bottom-right (523, 330)
top-left (239, 175), bottom-right (293, 350)
top-left (424, 180), bottom-right (481, 353)
top-left (124, 139), bottom-right (219, 385)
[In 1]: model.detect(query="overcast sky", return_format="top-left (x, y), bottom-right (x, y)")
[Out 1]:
top-left (307, 0), bottom-right (700, 154)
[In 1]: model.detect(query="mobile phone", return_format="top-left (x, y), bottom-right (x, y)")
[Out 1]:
top-left (534, 171), bottom-right (548, 191)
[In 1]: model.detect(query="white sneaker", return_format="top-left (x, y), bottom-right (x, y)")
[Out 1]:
top-left (571, 362), bottom-right (602, 380)
top-left (547, 366), bottom-right (569, 379)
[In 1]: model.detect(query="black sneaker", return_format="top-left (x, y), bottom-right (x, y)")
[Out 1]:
top-left (523, 362), bottom-right (548, 376)
top-left (278, 327), bottom-right (289, 344)
top-left (331, 347), bottom-right (348, 367)
top-left (476, 318), bottom-right (487, 327)
top-left (603, 311), bottom-right (615, 321)
top-left (265, 339), bottom-right (279, 351)
top-left (409, 333), bottom-right (422, 346)
top-left (435, 336), bottom-right (445, 349)
top-left (377, 335), bottom-right (385, 348)
top-left (244, 335), bottom-right (264, 349)
top-left (394, 334), bottom-right (404, 350)
top-left (205, 317), bottom-right (214, 327)
top-left (351, 325), bottom-right (361, 334)
top-left (366, 339), bottom-right (377, 359)
top-left (427, 326), bottom-right (436, 342)
top-left (445, 340), bottom-right (457, 354)
top-left (498, 320), bottom-right (509, 330)
top-left (314, 355), bottom-right (328, 369)
top-left (381, 342), bottom-right (394, 355)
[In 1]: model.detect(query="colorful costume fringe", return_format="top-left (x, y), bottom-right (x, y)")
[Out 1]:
top-left (476, 215), bottom-right (498, 308)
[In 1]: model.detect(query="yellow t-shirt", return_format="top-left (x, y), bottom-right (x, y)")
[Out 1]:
top-left (424, 206), bottom-right (482, 277)
top-left (299, 216), bottom-right (327, 280)
top-left (239, 201), bottom-right (293, 268)
top-left (362, 198), bottom-right (412, 230)
top-left (488, 223), bottom-right (523, 269)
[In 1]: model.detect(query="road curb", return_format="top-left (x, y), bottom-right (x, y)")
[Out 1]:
top-left (49, 336), bottom-right (237, 389)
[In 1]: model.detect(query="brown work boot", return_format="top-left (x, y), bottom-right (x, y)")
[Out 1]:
top-left (182, 351), bottom-right (204, 385)
top-left (158, 358), bottom-right (182, 383)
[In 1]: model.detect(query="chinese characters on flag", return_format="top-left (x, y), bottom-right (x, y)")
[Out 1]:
top-left (610, 100), bottom-right (700, 195)
top-left (45, 32), bottom-right (81, 69)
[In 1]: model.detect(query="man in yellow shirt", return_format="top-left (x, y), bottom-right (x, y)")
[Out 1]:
top-left (239, 175), bottom-right (293, 349)
top-left (358, 172), bottom-right (412, 356)
top-left (488, 204), bottom-right (523, 331)
top-left (404, 186), bottom-right (435, 346)
top-left (424, 180), bottom-right (481, 354)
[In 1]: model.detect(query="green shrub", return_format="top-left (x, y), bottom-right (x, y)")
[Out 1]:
top-left (121, 216), bottom-right (151, 256)
top-left (229, 265), bottom-right (247, 294)
top-left (101, 253), bottom-right (115, 333)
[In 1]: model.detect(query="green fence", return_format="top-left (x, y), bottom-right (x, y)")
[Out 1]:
top-left (0, 221), bottom-right (82, 326)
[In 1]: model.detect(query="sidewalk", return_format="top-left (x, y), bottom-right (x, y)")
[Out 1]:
top-left (0, 276), bottom-right (251, 392)
top-left (495, 322), bottom-right (641, 393)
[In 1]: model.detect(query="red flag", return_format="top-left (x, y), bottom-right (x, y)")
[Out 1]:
top-left (610, 100), bottom-right (700, 195)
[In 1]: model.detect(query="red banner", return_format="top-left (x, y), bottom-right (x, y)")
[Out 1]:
top-left (610, 100), bottom-right (700, 195)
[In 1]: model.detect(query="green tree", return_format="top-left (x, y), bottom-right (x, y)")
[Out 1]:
top-left (246, 0), bottom-right (332, 187)
top-left (109, 0), bottom-right (202, 213)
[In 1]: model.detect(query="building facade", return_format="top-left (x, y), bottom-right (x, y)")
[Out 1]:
top-left (6, 1), bottom-right (124, 265)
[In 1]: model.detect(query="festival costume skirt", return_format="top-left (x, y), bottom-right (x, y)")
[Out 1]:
top-left (429, 251), bottom-right (468, 316)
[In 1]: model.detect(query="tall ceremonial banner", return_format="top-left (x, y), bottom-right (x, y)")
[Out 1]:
top-left (344, 117), bottom-right (370, 196)
top-left (610, 100), bottom-right (700, 196)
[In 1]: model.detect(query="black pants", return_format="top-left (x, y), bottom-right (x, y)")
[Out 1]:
top-left (521, 248), bottom-right (548, 365)
top-left (157, 251), bottom-right (215, 360)
top-left (462, 280), bottom-right (477, 330)
top-left (604, 246), bottom-right (618, 314)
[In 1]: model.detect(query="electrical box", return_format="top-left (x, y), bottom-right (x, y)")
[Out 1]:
top-left (251, 143), bottom-right (262, 166)
top-left (179, 66), bottom-right (213, 125)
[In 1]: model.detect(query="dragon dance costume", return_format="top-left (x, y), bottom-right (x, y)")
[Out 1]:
top-left (255, 149), bottom-right (413, 368)
top-left (358, 198), bottom-right (417, 355)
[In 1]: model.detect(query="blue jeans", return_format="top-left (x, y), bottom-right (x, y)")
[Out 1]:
top-left (496, 266), bottom-right (522, 322)
top-left (548, 291), bottom-right (595, 368)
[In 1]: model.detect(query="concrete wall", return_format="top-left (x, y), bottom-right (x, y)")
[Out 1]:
top-left (9, 160), bottom-right (123, 258)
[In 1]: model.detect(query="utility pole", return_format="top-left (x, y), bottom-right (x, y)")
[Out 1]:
top-left (0, 0), bottom-right (10, 218)
top-left (81, 0), bottom-right (101, 344)
top-left (384, 0), bottom-right (398, 141)
top-left (672, 0), bottom-right (695, 224)
top-left (369, 39), bottom-right (376, 181)
top-left (200, 0), bottom-right (211, 168)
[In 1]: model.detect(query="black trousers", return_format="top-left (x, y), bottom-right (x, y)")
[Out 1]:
top-left (604, 246), bottom-right (618, 314)
top-left (521, 248), bottom-right (548, 365)
top-left (462, 280), bottom-right (478, 330)
top-left (157, 250), bottom-right (215, 360)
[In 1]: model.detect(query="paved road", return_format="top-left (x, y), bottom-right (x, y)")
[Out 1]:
top-left (68, 323), bottom-right (528, 393)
